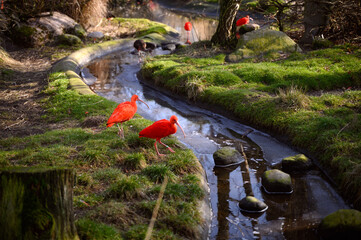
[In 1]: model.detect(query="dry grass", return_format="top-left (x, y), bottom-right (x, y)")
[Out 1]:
top-left (277, 85), bottom-right (310, 109)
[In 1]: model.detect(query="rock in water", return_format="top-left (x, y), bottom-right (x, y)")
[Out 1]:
top-left (282, 154), bottom-right (312, 172)
top-left (262, 169), bottom-right (293, 194)
top-left (319, 209), bottom-right (361, 239)
top-left (213, 147), bottom-right (243, 167)
top-left (239, 196), bottom-right (268, 213)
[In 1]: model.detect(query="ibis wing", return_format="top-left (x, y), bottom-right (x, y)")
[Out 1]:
top-left (107, 102), bottom-right (136, 127)
top-left (139, 119), bottom-right (175, 139)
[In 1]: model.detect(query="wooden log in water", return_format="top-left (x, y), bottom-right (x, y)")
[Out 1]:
top-left (0, 167), bottom-right (79, 240)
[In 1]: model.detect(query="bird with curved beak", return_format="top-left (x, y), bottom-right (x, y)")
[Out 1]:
top-left (107, 94), bottom-right (149, 138)
top-left (139, 115), bottom-right (186, 156)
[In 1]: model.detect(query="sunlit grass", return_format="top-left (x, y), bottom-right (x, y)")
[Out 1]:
top-left (0, 65), bottom-right (205, 239)
top-left (75, 218), bottom-right (122, 240)
top-left (141, 43), bottom-right (361, 209)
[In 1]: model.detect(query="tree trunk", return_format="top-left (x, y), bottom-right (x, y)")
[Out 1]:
top-left (0, 168), bottom-right (78, 240)
top-left (211, 0), bottom-right (241, 48)
top-left (301, 0), bottom-right (334, 44)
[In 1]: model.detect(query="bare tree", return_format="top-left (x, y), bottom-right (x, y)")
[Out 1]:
top-left (211, 0), bottom-right (241, 48)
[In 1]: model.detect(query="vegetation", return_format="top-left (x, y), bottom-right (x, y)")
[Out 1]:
top-left (141, 41), bottom-right (361, 209)
top-left (0, 59), bottom-right (205, 240)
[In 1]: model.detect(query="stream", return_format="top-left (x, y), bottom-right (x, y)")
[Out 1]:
top-left (81, 1), bottom-right (349, 239)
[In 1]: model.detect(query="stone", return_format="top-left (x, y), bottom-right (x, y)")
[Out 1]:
top-left (239, 196), bottom-right (268, 213)
top-left (238, 23), bottom-right (260, 35)
top-left (87, 31), bottom-right (104, 40)
top-left (73, 24), bottom-right (87, 39)
top-left (282, 154), bottom-right (312, 172)
top-left (28, 12), bottom-right (78, 37)
top-left (262, 169), bottom-right (293, 194)
top-left (56, 34), bottom-right (83, 46)
top-left (227, 28), bottom-right (302, 62)
top-left (162, 43), bottom-right (176, 51)
top-left (319, 209), bottom-right (361, 240)
top-left (213, 147), bottom-right (243, 167)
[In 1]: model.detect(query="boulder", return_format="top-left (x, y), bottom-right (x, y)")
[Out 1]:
top-left (72, 24), bottom-right (87, 39)
top-left (162, 43), bottom-right (176, 51)
top-left (227, 28), bottom-right (302, 62)
top-left (262, 169), bottom-right (293, 194)
top-left (239, 196), bottom-right (268, 213)
top-left (213, 147), bottom-right (243, 167)
top-left (28, 12), bottom-right (78, 37)
top-left (87, 31), bottom-right (104, 40)
top-left (282, 154), bottom-right (312, 172)
top-left (238, 23), bottom-right (260, 35)
top-left (56, 34), bottom-right (83, 46)
top-left (319, 209), bottom-right (361, 240)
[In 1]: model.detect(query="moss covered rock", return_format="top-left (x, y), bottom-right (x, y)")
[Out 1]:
top-left (238, 196), bottom-right (268, 213)
top-left (57, 34), bottom-right (83, 46)
top-left (319, 209), bottom-right (361, 239)
top-left (262, 169), bottom-right (293, 194)
top-left (238, 23), bottom-right (260, 35)
top-left (73, 24), bottom-right (87, 39)
top-left (282, 154), bottom-right (312, 172)
top-left (213, 147), bottom-right (243, 167)
top-left (227, 28), bottom-right (302, 62)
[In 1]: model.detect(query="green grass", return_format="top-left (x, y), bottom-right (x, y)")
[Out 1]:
top-left (76, 218), bottom-right (122, 240)
top-left (0, 69), bottom-right (206, 239)
top-left (141, 43), bottom-right (361, 209)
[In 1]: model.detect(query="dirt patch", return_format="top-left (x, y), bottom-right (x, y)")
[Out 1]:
top-left (0, 47), bottom-right (69, 139)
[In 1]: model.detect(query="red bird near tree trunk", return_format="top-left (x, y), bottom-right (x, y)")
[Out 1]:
top-left (107, 95), bottom-right (149, 138)
top-left (236, 15), bottom-right (253, 27)
top-left (139, 115), bottom-right (186, 156)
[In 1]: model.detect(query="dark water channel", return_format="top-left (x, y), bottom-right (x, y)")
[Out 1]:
top-left (82, 2), bottom-right (349, 239)
top-left (82, 49), bottom-right (348, 239)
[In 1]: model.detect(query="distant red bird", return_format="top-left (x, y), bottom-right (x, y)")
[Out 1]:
top-left (236, 15), bottom-right (253, 27)
top-left (184, 22), bottom-right (192, 45)
top-left (139, 115), bottom-right (186, 156)
top-left (107, 95), bottom-right (149, 138)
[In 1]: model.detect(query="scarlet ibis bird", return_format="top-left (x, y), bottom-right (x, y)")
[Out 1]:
top-left (236, 15), bottom-right (253, 27)
top-left (107, 95), bottom-right (149, 138)
top-left (139, 115), bottom-right (186, 156)
top-left (184, 22), bottom-right (192, 44)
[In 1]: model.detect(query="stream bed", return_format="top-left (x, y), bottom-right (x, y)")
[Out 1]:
top-left (81, 47), bottom-right (349, 239)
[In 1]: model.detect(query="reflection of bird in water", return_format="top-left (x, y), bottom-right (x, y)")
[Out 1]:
top-left (107, 95), bottom-right (149, 138)
top-left (133, 39), bottom-right (156, 62)
top-left (139, 115), bottom-right (186, 156)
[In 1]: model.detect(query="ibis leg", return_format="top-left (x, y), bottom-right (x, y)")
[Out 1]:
top-left (158, 139), bottom-right (175, 153)
top-left (154, 141), bottom-right (164, 156)
top-left (116, 123), bottom-right (124, 138)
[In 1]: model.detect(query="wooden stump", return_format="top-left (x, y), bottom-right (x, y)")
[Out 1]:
top-left (0, 167), bottom-right (79, 240)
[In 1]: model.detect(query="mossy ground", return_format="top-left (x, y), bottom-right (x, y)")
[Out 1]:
top-left (141, 41), bottom-right (361, 209)
top-left (0, 70), bottom-right (205, 240)
top-left (0, 18), bottom-right (205, 239)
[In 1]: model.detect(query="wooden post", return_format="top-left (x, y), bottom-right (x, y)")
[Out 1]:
top-left (0, 167), bottom-right (79, 240)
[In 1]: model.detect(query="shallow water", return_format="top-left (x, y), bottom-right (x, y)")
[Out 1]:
top-left (82, 48), bottom-right (349, 239)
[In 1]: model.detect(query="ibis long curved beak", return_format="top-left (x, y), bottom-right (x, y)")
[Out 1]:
top-left (138, 98), bottom-right (150, 109)
top-left (175, 120), bottom-right (186, 138)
